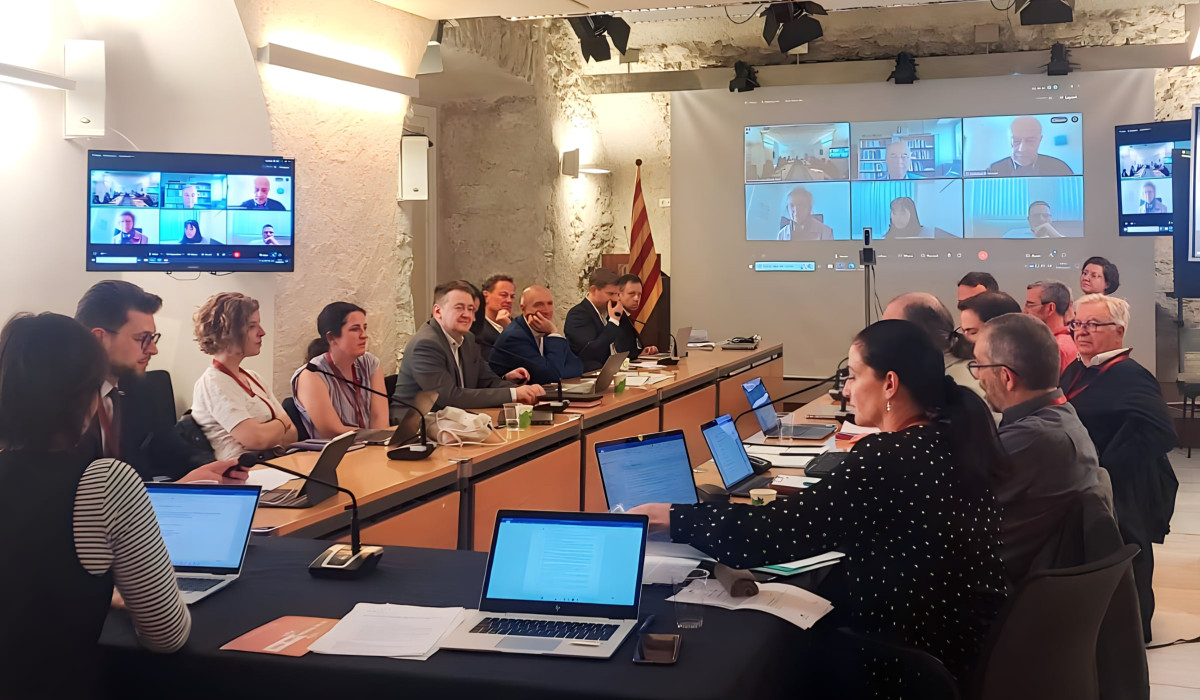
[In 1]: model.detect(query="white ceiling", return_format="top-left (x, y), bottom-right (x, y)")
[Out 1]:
top-left (373, 0), bottom-right (969, 21)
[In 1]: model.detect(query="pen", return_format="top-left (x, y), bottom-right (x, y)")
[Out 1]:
top-left (634, 614), bottom-right (656, 637)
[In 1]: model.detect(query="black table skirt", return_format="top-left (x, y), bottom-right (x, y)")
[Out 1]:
top-left (101, 537), bottom-right (824, 700)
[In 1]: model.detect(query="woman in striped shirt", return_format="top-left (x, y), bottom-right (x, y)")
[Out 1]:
top-left (0, 313), bottom-right (190, 699)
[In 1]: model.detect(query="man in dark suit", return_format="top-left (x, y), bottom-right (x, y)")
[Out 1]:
top-left (75, 280), bottom-right (245, 483)
top-left (470, 273), bottom-right (514, 362)
top-left (615, 274), bottom-right (660, 358)
top-left (565, 267), bottom-right (629, 372)
top-left (489, 285), bottom-right (583, 386)
top-left (395, 280), bottom-right (545, 410)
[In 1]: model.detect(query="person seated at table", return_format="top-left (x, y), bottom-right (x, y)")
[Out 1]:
top-left (1061, 294), bottom-right (1177, 642)
top-left (395, 280), bottom-right (544, 411)
top-left (631, 319), bottom-right (1007, 694)
top-left (882, 292), bottom-right (982, 398)
top-left (190, 292), bottom-right (297, 460)
top-left (471, 274), bottom-right (515, 363)
top-left (1023, 279), bottom-right (1077, 372)
top-left (615, 273), bottom-right (659, 357)
top-left (565, 267), bottom-right (626, 372)
top-left (0, 313), bottom-right (190, 699)
top-left (291, 302), bottom-right (390, 440)
top-left (489, 285), bottom-right (583, 386)
top-left (956, 291), bottom-right (1021, 345)
top-left (972, 313), bottom-right (1105, 583)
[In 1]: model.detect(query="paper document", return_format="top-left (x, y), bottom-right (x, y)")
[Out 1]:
top-left (836, 422), bottom-right (879, 437)
top-left (770, 475), bottom-right (821, 490)
top-left (245, 467), bottom-right (296, 492)
top-left (628, 361), bottom-right (667, 370)
top-left (623, 374), bottom-right (671, 387)
top-left (669, 581), bottom-right (833, 629)
top-left (646, 540), bottom-right (715, 562)
top-left (308, 603), bottom-right (466, 660)
top-left (754, 551), bottom-right (845, 577)
top-left (757, 453), bottom-right (815, 469)
top-left (642, 555), bottom-right (702, 585)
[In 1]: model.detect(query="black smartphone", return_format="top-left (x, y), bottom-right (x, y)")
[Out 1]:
top-left (632, 633), bottom-right (681, 664)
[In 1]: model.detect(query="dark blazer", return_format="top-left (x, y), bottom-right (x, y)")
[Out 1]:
top-left (489, 314), bottom-right (584, 386)
top-left (565, 298), bottom-right (623, 372)
top-left (470, 316), bottom-right (501, 363)
top-left (394, 319), bottom-right (514, 410)
top-left (614, 313), bottom-right (647, 360)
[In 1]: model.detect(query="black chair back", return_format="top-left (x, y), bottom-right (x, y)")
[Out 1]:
top-left (384, 373), bottom-right (398, 398)
top-left (282, 397), bottom-right (309, 442)
top-left (143, 369), bottom-right (177, 419)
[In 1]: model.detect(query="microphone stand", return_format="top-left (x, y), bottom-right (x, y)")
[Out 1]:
top-left (240, 454), bottom-right (382, 579)
top-left (304, 363), bottom-right (436, 462)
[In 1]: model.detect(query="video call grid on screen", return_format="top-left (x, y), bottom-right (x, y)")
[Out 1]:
top-left (1113, 120), bottom-right (1190, 237)
top-left (745, 112), bottom-right (1083, 241)
top-left (86, 150), bottom-right (295, 272)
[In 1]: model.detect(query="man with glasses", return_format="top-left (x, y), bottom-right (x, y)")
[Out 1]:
top-left (971, 313), bottom-right (1103, 583)
top-left (75, 281), bottom-right (246, 483)
top-left (1060, 294), bottom-right (1177, 642)
top-left (987, 116), bottom-right (1074, 177)
top-left (1023, 279), bottom-right (1076, 372)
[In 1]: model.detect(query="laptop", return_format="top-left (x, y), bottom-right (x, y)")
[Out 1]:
top-left (357, 390), bottom-right (438, 445)
top-left (440, 510), bottom-right (648, 659)
top-left (594, 429), bottom-right (700, 510)
top-left (144, 482), bottom-right (261, 604)
top-left (701, 414), bottom-right (774, 497)
top-left (639, 326), bottom-right (692, 362)
top-left (561, 351), bottom-right (629, 400)
top-left (259, 430), bottom-right (356, 508)
top-left (741, 378), bottom-right (837, 440)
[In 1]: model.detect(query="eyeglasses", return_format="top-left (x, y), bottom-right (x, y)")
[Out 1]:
top-left (104, 329), bottom-right (161, 350)
top-left (1024, 300), bottom-right (1049, 309)
top-left (967, 361), bottom-right (1019, 379)
top-left (1066, 320), bottom-right (1117, 333)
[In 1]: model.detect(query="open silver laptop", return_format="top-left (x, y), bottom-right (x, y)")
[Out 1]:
top-left (440, 510), bottom-right (648, 659)
top-left (144, 482), bottom-right (261, 604)
top-left (357, 390), bottom-right (438, 445)
top-left (640, 326), bottom-right (692, 361)
top-left (562, 351), bottom-right (628, 398)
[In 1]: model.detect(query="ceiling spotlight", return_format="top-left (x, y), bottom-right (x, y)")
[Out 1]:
top-left (1016, 0), bottom-right (1074, 25)
top-left (1045, 43), bottom-right (1076, 76)
top-left (567, 15), bottom-right (632, 63)
top-left (761, 2), bottom-right (826, 55)
top-left (887, 52), bottom-right (918, 84)
top-left (729, 61), bottom-right (760, 92)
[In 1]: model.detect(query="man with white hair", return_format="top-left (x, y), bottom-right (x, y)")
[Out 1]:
top-left (1060, 294), bottom-right (1178, 642)
top-left (987, 116), bottom-right (1074, 177)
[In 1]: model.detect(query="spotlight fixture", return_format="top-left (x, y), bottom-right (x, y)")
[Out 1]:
top-left (566, 15), bottom-right (632, 63)
top-left (1045, 43), bottom-right (1076, 76)
top-left (1015, 0), bottom-right (1074, 25)
top-left (887, 52), bottom-right (918, 85)
top-left (729, 61), bottom-right (760, 92)
top-left (760, 2), bottom-right (826, 55)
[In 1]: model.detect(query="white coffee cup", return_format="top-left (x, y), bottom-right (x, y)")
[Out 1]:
top-left (749, 488), bottom-right (777, 505)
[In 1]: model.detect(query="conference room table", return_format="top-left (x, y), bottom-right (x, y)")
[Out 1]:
top-left (100, 537), bottom-right (825, 700)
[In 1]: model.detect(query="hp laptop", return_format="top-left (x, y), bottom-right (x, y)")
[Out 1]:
top-left (594, 429), bottom-right (700, 510)
top-left (701, 414), bottom-right (774, 497)
top-left (358, 389), bottom-right (438, 445)
top-left (144, 482), bottom-right (261, 604)
top-left (741, 378), bottom-right (837, 440)
top-left (259, 430), bottom-right (356, 508)
top-left (440, 510), bottom-right (648, 659)
top-left (561, 351), bottom-right (629, 400)
top-left (639, 326), bottom-right (692, 362)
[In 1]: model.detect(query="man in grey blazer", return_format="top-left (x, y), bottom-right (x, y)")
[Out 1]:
top-left (394, 280), bottom-right (545, 411)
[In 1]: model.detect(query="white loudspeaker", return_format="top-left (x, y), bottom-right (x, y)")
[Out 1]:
top-left (399, 135), bottom-right (429, 201)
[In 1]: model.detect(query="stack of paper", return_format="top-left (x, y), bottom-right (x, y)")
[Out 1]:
top-left (623, 374), bottom-right (671, 387)
top-left (835, 422), bottom-right (880, 438)
top-left (754, 551), bottom-right (845, 577)
top-left (308, 603), bottom-right (466, 661)
top-left (668, 581), bottom-right (833, 629)
top-left (770, 474), bottom-right (821, 490)
top-left (245, 467), bottom-right (295, 492)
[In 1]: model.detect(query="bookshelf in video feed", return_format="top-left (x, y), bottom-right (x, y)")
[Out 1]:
top-left (743, 112), bottom-right (1084, 241)
top-left (1113, 120), bottom-right (1189, 237)
top-left (87, 150), bottom-right (295, 272)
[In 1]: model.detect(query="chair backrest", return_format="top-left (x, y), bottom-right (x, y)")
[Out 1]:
top-left (282, 397), bottom-right (309, 442)
top-left (384, 373), bottom-right (398, 399)
top-left (143, 369), bottom-right (177, 420)
top-left (834, 627), bottom-right (960, 700)
top-left (973, 543), bottom-right (1140, 700)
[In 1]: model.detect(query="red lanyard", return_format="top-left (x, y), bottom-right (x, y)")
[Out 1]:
top-left (323, 353), bottom-right (369, 428)
top-left (212, 360), bottom-right (277, 421)
top-left (1064, 352), bottom-right (1130, 402)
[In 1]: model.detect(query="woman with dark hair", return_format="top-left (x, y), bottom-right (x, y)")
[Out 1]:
top-left (632, 320), bottom-right (1006, 695)
top-left (884, 196), bottom-right (955, 239)
top-left (0, 313), bottom-right (190, 698)
top-left (1081, 256), bottom-right (1120, 295)
top-left (181, 219), bottom-right (206, 244)
top-left (291, 302), bottom-right (390, 439)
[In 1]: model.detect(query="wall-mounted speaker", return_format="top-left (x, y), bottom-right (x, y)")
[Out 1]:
top-left (399, 134), bottom-right (429, 201)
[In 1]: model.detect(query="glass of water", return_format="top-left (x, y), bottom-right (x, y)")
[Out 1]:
top-left (672, 568), bottom-right (709, 629)
top-left (503, 403), bottom-right (521, 432)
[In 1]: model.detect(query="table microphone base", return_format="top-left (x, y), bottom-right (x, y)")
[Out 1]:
top-left (538, 400), bottom-right (569, 413)
top-left (387, 441), bottom-right (437, 461)
top-left (309, 544), bottom-right (383, 580)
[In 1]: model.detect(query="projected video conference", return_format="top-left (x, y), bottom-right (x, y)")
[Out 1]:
top-left (744, 113), bottom-right (1083, 240)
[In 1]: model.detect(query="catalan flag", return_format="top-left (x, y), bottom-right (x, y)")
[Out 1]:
top-left (629, 159), bottom-right (661, 328)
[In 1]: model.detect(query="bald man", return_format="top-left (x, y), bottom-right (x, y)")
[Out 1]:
top-left (881, 291), bottom-right (985, 399)
top-left (237, 176), bottom-right (287, 210)
top-left (987, 116), bottom-right (1074, 177)
top-left (489, 285), bottom-right (584, 385)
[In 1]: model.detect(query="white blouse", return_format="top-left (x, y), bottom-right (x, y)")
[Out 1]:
top-left (191, 365), bottom-right (286, 460)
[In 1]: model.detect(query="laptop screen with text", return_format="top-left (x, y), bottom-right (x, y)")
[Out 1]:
top-left (703, 414), bottom-right (755, 487)
top-left (146, 484), bottom-right (259, 572)
top-left (595, 432), bottom-right (698, 509)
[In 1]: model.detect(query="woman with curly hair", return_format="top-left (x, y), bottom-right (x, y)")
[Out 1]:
top-left (189, 292), bottom-right (296, 460)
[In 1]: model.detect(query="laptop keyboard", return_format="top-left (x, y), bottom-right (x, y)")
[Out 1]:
top-left (470, 618), bottom-right (618, 641)
top-left (178, 578), bottom-right (223, 592)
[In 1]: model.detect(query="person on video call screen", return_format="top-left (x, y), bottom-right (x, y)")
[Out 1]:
top-left (777, 186), bottom-right (834, 241)
top-left (1004, 201), bottom-right (1064, 238)
top-left (885, 141), bottom-right (923, 180)
top-left (988, 117), bottom-right (1074, 177)
top-left (112, 211), bottom-right (148, 245)
top-left (238, 176), bottom-right (287, 211)
top-left (1139, 182), bottom-right (1168, 213)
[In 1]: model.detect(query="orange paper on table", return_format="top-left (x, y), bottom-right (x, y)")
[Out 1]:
top-left (220, 616), bottom-right (338, 657)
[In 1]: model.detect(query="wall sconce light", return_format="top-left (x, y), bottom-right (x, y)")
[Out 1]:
top-left (0, 39), bottom-right (106, 139)
top-left (257, 42), bottom-right (419, 97)
top-left (562, 149), bottom-right (610, 177)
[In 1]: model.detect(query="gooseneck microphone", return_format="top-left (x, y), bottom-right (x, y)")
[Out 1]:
top-left (304, 363), bottom-right (436, 461)
top-left (238, 452), bottom-right (382, 579)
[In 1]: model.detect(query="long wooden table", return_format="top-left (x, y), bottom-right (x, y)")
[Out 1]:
top-left (252, 343), bottom-right (786, 550)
